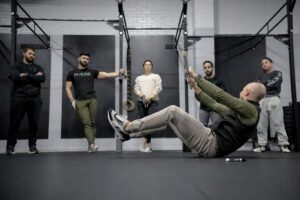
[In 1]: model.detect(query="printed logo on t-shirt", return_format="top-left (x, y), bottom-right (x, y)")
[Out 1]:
top-left (74, 72), bottom-right (92, 77)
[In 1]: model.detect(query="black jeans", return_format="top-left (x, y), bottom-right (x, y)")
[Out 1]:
top-left (137, 101), bottom-right (159, 143)
top-left (7, 95), bottom-right (42, 148)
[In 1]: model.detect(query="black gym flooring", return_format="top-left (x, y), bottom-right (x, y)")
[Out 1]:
top-left (1, 151), bottom-right (299, 200)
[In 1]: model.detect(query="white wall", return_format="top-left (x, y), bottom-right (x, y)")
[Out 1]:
top-left (215, 0), bottom-right (300, 34)
top-left (0, 0), bottom-right (299, 152)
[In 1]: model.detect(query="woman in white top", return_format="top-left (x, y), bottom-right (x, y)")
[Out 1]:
top-left (134, 60), bottom-right (162, 152)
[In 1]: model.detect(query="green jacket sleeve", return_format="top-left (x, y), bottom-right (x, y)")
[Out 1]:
top-left (195, 90), bottom-right (230, 116)
top-left (195, 75), bottom-right (258, 126)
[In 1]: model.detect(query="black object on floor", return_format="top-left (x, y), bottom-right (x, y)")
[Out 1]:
top-left (1, 151), bottom-right (299, 200)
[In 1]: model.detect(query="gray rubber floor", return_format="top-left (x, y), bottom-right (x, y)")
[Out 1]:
top-left (1, 151), bottom-right (299, 200)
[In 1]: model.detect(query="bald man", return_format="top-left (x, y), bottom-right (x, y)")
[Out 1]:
top-left (108, 67), bottom-right (266, 158)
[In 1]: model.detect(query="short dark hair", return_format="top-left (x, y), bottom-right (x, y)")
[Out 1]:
top-left (23, 47), bottom-right (36, 53)
top-left (79, 52), bottom-right (90, 57)
top-left (203, 60), bottom-right (214, 67)
top-left (143, 59), bottom-right (153, 68)
top-left (262, 57), bottom-right (273, 63)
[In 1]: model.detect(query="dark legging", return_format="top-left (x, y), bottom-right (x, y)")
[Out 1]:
top-left (137, 101), bottom-right (159, 143)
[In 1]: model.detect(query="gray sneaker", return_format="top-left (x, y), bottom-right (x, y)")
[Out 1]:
top-left (279, 145), bottom-right (291, 153)
top-left (252, 146), bottom-right (266, 153)
top-left (107, 109), bottom-right (130, 142)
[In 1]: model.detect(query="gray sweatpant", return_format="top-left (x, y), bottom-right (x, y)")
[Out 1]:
top-left (128, 105), bottom-right (218, 157)
top-left (257, 96), bottom-right (289, 146)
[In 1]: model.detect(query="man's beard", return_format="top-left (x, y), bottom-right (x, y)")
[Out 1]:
top-left (205, 71), bottom-right (212, 77)
top-left (263, 67), bottom-right (270, 73)
top-left (80, 61), bottom-right (88, 67)
top-left (25, 56), bottom-right (34, 63)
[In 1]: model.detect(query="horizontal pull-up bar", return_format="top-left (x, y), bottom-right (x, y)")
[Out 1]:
top-left (188, 33), bottom-right (288, 39)
top-left (0, 25), bottom-right (11, 28)
top-left (256, 2), bottom-right (287, 35)
top-left (17, 17), bottom-right (117, 22)
top-left (125, 27), bottom-right (183, 30)
top-left (253, 14), bottom-right (288, 49)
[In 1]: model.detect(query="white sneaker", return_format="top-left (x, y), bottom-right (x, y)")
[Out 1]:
top-left (144, 142), bottom-right (152, 153)
top-left (88, 144), bottom-right (98, 153)
top-left (253, 146), bottom-right (266, 153)
top-left (280, 145), bottom-right (291, 153)
top-left (140, 138), bottom-right (147, 152)
top-left (140, 140), bottom-right (152, 153)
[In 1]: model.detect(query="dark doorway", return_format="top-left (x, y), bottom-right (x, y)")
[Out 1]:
top-left (215, 36), bottom-right (266, 97)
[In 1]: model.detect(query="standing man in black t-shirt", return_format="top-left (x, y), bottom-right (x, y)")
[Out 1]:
top-left (65, 52), bottom-right (124, 153)
top-left (253, 57), bottom-right (290, 153)
top-left (199, 60), bottom-right (226, 126)
top-left (6, 47), bottom-right (46, 155)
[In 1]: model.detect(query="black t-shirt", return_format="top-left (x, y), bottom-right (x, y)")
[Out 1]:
top-left (258, 70), bottom-right (282, 96)
top-left (66, 68), bottom-right (99, 100)
top-left (10, 61), bottom-right (46, 97)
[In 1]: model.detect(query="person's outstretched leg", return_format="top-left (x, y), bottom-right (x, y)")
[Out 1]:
top-left (129, 105), bottom-right (217, 157)
top-left (108, 105), bottom-right (217, 157)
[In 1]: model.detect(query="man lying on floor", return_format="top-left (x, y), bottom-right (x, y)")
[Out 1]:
top-left (108, 67), bottom-right (266, 158)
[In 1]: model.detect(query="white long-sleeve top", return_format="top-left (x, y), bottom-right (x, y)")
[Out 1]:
top-left (134, 73), bottom-right (162, 101)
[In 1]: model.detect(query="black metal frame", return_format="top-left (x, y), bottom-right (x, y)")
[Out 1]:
top-left (10, 0), bottom-right (51, 67)
top-left (180, 0), bottom-right (190, 152)
top-left (0, 25), bottom-right (12, 28)
top-left (125, 27), bottom-right (182, 30)
top-left (16, 17), bottom-right (114, 22)
top-left (8, 0), bottom-right (297, 149)
top-left (189, 2), bottom-right (290, 58)
top-left (116, 0), bottom-right (127, 153)
top-left (11, 0), bottom-right (17, 66)
top-left (174, 0), bottom-right (188, 50)
top-left (286, 0), bottom-right (299, 149)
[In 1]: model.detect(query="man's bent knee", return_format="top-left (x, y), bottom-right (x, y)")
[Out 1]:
top-left (167, 105), bottom-right (180, 113)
